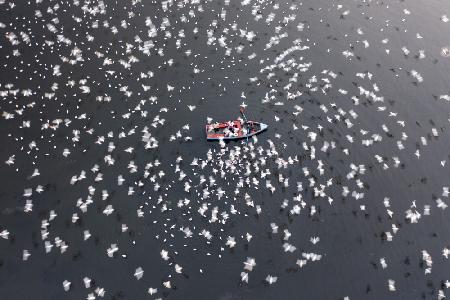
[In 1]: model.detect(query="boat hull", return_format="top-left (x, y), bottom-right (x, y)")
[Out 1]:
top-left (206, 121), bottom-right (268, 141)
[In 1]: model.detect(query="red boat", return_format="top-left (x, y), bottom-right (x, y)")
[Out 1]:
top-left (205, 107), bottom-right (268, 141)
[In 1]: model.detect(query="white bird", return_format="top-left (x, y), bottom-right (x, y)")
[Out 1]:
top-left (84, 277), bottom-right (92, 288)
top-left (134, 267), bottom-right (144, 280)
top-left (380, 258), bottom-right (388, 269)
top-left (270, 223), bottom-right (278, 234)
top-left (84, 230), bottom-right (91, 241)
top-left (175, 264), bottom-right (183, 274)
top-left (392, 224), bottom-right (399, 234)
top-left (106, 244), bottom-right (118, 257)
top-left (283, 243), bottom-right (296, 253)
top-left (63, 280), bottom-right (71, 291)
top-left (103, 205), bottom-right (114, 215)
top-left (5, 155), bottom-right (15, 165)
top-left (23, 249), bottom-right (31, 261)
top-left (385, 232), bottom-right (393, 241)
top-left (284, 229), bottom-right (291, 241)
top-left (246, 233), bottom-right (253, 242)
top-left (296, 259), bottom-right (307, 268)
top-left (72, 213), bottom-right (79, 223)
top-left (265, 275), bottom-right (278, 284)
top-left (240, 272), bottom-right (249, 283)
top-left (95, 287), bottom-right (105, 297)
top-left (226, 236), bottom-right (236, 248)
top-left (0, 229), bottom-right (10, 239)
top-left (437, 198), bottom-right (448, 210)
top-left (243, 257), bottom-right (256, 271)
top-left (31, 169), bottom-right (40, 177)
top-left (44, 241), bottom-right (53, 253)
top-left (161, 249), bottom-right (169, 261)
top-left (388, 279), bottom-right (396, 291)
top-left (310, 236), bottom-right (320, 245)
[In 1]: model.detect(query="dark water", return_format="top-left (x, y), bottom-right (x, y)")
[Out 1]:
top-left (1, 0), bottom-right (450, 299)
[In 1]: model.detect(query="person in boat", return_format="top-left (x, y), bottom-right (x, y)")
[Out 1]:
top-left (240, 106), bottom-right (252, 135)
top-left (242, 122), bottom-right (256, 133)
top-left (242, 126), bottom-right (248, 136)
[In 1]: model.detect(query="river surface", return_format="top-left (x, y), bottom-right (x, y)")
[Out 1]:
top-left (1, 0), bottom-right (450, 299)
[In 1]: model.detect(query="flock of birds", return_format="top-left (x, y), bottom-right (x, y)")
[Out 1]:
top-left (1, 0), bottom-right (450, 299)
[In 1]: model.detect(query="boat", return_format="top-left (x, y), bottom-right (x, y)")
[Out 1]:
top-left (205, 107), bottom-right (268, 141)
